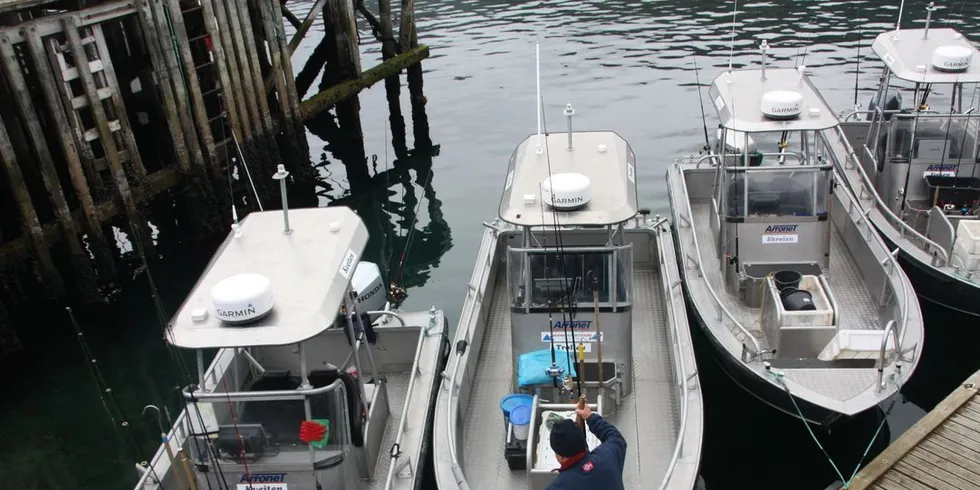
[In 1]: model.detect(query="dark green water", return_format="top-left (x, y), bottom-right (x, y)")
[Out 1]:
top-left (2, 0), bottom-right (980, 489)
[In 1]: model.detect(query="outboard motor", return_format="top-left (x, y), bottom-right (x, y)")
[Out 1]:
top-left (349, 262), bottom-right (386, 344)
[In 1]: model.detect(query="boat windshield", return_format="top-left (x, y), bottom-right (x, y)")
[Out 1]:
top-left (723, 166), bottom-right (831, 219)
top-left (508, 248), bottom-right (632, 310)
top-left (199, 371), bottom-right (351, 465)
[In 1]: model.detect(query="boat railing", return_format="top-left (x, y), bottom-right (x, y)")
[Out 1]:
top-left (675, 165), bottom-right (763, 360)
top-left (691, 151), bottom-right (808, 169)
top-left (841, 109), bottom-right (980, 122)
top-left (876, 319), bottom-right (901, 392)
top-left (135, 376), bottom-right (349, 489)
top-left (825, 132), bottom-right (913, 353)
top-left (827, 126), bottom-right (950, 267)
top-left (383, 308), bottom-right (438, 490)
top-left (445, 222), bottom-right (501, 490)
top-left (654, 220), bottom-right (694, 490)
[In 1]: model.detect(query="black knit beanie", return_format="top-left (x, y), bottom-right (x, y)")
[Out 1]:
top-left (550, 418), bottom-right (588, 457)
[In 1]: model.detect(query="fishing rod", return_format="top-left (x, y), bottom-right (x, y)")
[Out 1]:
top-left (853, 29), bottom-right (862, 108)
top-left (591, 274), bottom-right (605, 398)
top-left (691, 42), bottom-right (711, 153)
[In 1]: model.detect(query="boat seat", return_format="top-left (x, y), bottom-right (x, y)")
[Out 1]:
top-left (309, 367), bottom-right (365, 447)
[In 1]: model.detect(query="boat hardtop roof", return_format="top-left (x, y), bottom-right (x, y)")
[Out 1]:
top-left (167, 207), bottom-right (369, 349)
top-left (872, 28), bottom-right (980, 84)
top-left (709, 67), bottom-right (840, 133)
top-left (497, 130), bottom-right (638, 227)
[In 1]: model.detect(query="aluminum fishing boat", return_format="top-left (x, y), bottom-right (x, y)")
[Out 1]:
top-left (432, 106), bottom-right (703, 490)
top-left (666, 52), bottom-right (924, 427)
top-left (836, 18), bottom-right (980, 318)
top-left (133, 172), bottom-right (448, 490)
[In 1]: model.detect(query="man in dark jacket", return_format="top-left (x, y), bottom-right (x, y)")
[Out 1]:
top-left (546, 403), bottom-right (627, 490)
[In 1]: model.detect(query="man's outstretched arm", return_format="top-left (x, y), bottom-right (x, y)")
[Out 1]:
top-left (575, 406), bottom-right (627, 469)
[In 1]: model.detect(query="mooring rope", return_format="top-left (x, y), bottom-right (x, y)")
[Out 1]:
top-left (767, 366), bottom-right (904, 488)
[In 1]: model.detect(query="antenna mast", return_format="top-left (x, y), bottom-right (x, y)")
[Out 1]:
top-left (536, 41), bottom-right (543, 154)
top-left (728, 0), bottom-right (738, 72)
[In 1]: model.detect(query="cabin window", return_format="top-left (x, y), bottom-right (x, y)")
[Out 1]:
top-left (212, 372), bottom-right (349, 464)
top-left (725, 168), bottom-right (829, 218)
top-left (508, 248), bottom-right (631, 309)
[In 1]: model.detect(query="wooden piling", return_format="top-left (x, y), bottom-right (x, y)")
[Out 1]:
top-left (323, 0), bottom-right (365, 172)
top-left (162, 0), bottom-right (218, 170)
top-left (22, 27), bottom-right (116, 280)
top-left (208, 0), bottom-right (253, 141)
top-left (287, 0), bottom-right (326, 55)
top-left (197, 0), bottom-right (243, 144)
top-left (377, 0), bottom-right (407, 156)
top-left (219, 0), bottom-right (263, 139)
top-left (0, 105), bottom-right (62, 291)
top-left (63, 15), bottom-right (158, 261)
top-left (135, 0), bottom-right (196, 172)
top-left (0, 33), bottom-right (89, 297)
top-left (399, 0), bottom-right (431, 149)
top-left (232, 0), bottom-right (273, 134)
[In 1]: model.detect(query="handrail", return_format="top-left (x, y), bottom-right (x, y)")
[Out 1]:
top-left (182, 378), bottom-right (343, 402)
top-left (674, 165), bottom-right (763, 358)
top-left (445, 226), bottom-right (498, 490)
top-left (827, 146), bottom-right (912, 352)
top-left (876, 320), bottom-right (901, 392)
top-left (828, 126), bottom-right (950, 266)
top-left (926, 206), bottom-right (956, 258)
top-left (841, 109), bottom-right (980, 122)
top-left (134, 409), bottom-right (191, 489)
top-left (383, 310), bottom-right (437, 490)
top-left (654, 221), bottom-right (691, 490)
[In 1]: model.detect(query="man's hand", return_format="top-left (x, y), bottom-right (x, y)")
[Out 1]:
top-left (575, 403), bottom-right (592, 420)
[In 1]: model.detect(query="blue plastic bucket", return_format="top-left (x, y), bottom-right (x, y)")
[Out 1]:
top-left (510, 405), bottom-right (532, 441)
top-left (499, 394), bottom-right (533, 422)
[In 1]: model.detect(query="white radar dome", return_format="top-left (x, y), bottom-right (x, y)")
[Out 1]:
top-left (932, 45), bottom-right (973, 72)
top-left (210, 273), bottom-right (276, 324)
top-left (761, 90), bottom-right (804, 120)
top-left (351, 261), bottom-right (386, 314)
top-left (541, 173), bottom-right (591, 210)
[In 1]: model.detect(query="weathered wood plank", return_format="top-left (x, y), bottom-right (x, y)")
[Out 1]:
top-left (0, 32), bottom-right (86, 291)
top-left (43, 36), bottom-right (104, 197)
top-left (207, 0), bottom-right (251, 139)
top-left (233, 0), bottom-right (272, 133)
top-left (944, 417), bottom-right (980, 445)
top-left (256, 0), bottom-right (294, 121)
top-left (0, 168), bottom-right (180, 264)
top-left (0, 98), bottom-right (62, 290)
top-left (894, 457), bottom-right (965, 489)
top-left (22, 26), bottom-right (115, 278)
top-left (163, 0), bottom-right (217, 170)
top-left (299, 44), bottom-right (429, 120)
top-left (220, 0), bottom-right (263, 137)
top-left (918, 438), bottom-right (980, 480)
top-left (197, 0), bottom-right (242, 147)
top-left (876, 474), bottom-right (916, 490)
top-left (63, 15), bottom-right (157, 259)
top-left (0, 0), bottom-right (134, 43)
top-left (847, 371), bottom-right (980, 490)
top-left (135, 0), bottom-right (193, 172)
top-left (88, 24), bottom-right (152, 185)
top-left (286, 0), bottom-right (326, 55)
top-left (903, 449), bottom-right (975, 489)
top-left (268, 0), bottom-right (300, 116)
top-left (935, 425), bottom-right (980, 454)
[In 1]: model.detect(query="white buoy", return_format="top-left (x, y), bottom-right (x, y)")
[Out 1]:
top-left (761, 90), bottom-right (804, 120)
top-left (541, 173), bottom-right (591, 210)
top-left (210, 273), bottom-right (276, 324)
top-left (932, 45), bottom-right (973, 72)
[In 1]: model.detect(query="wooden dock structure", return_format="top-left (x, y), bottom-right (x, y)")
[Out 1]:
top-left (0, 0), bottom-right (432, 357)
top-left (844, 369), bottom-right (980, 490)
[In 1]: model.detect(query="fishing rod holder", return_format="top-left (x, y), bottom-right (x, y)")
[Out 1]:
top-left (272, 164), bottom-right (291, 234)
top-left (563, 103), bottom-right (575, 151)
top-left (760, 39), bottom-right (769, 80)
top-left (923, 2), bottom-right (938, 40)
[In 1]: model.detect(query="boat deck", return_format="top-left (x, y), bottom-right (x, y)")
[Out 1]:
top-left (689, 200), bottom-right (882, 399)
top-left (367, 373), bottom-right (408, 490)
top-left (844, 369), bottom-right (980, 490)
top-left (461, 267), bottom-right (677, 489)
top-left (691, 200), bottom-right (883, 340)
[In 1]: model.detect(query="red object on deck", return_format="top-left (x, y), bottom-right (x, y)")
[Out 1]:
top-left (299, 420), bottom-right (327, 443)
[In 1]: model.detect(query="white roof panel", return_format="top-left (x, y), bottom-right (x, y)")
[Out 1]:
top-left (872, 28), bottom-right (980, 84)
top-left (167, 207), bottom-right (369, 349)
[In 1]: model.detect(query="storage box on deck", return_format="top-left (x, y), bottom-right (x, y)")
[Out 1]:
top-left (953, 220), bottom-right (980, 271)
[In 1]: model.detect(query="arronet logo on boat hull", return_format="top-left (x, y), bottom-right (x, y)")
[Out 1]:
top-left (238, 472), bottom-right (287, 490)
top-left (552, 320), bottom-right (593, 329)
top-left (761, 224), bottom-right (799, 244)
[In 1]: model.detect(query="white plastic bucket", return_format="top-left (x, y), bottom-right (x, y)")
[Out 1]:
top-left (510, 405), bottom-right (531, 441)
